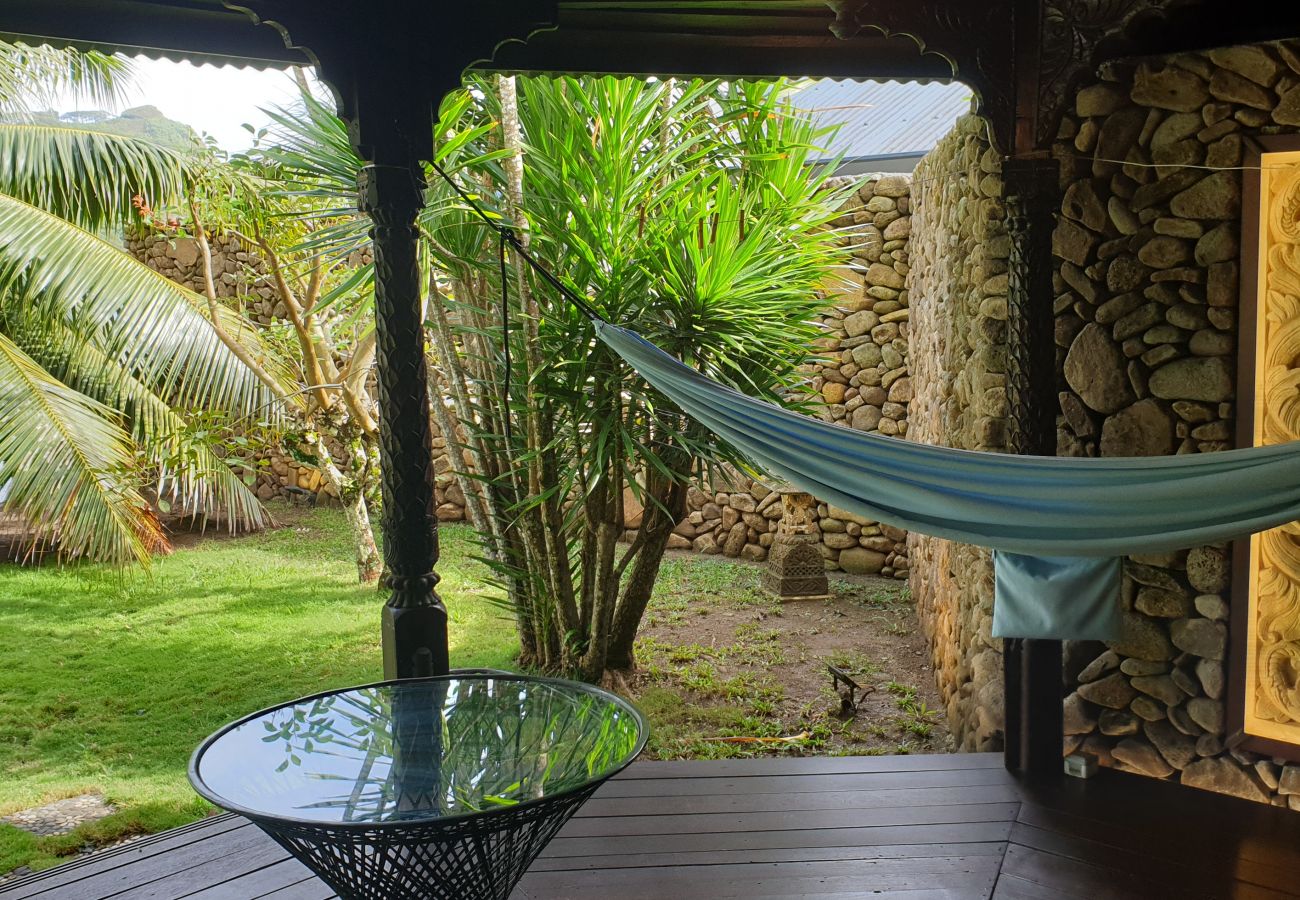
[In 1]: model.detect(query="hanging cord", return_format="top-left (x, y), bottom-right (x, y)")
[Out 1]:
top-left (428, 160), bottom-right (606, 323)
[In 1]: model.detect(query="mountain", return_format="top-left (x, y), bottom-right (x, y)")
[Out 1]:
top-left (32, 105), bottom-right (199, 152)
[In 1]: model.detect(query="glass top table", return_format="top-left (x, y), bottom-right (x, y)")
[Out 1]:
top-left (189, 674), bottom-right (647, 900)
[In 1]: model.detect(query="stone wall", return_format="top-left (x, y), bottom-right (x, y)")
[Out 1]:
top-left (1052, 41), bottom-right (1300, 807)
top-left (906, 115), bottom-right (1012, 751)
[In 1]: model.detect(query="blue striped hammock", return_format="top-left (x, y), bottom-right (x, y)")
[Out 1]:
top-left (597, 322), bottom-right (1291, 639)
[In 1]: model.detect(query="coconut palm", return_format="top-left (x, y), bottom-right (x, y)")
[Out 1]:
top-left (0, 41), bottom-right (286, 565)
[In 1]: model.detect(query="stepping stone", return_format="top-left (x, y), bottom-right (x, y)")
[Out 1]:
top-left (2, 794), bottom-right (115, 837)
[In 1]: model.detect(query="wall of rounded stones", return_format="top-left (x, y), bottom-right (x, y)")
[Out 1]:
top-left (1053, 41), bottom-right (1300, 808)
top-left (906, 114), bottom-right (1012, 752)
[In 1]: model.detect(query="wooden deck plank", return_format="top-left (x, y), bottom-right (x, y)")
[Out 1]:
top-left (4, 754), bottom-right (1299, 900)
top-left (514, 856), bottom-right (1003, 899)
top-left (594, 767), bottom-right (1018, 798)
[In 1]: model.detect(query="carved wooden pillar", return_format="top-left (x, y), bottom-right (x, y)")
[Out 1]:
top-left (357, 121), bottom-right (448, 680)
top-left (1001, 156), bottom-right (1063, 775)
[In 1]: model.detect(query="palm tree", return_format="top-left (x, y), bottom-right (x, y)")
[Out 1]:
top-left (0, 41), bottom-right (286, 565)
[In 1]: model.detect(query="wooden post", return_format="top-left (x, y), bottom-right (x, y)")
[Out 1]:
top-left (355, 98), bottom-right (448, 679)
top-left (1002, 156), bottom-right (1063, 775)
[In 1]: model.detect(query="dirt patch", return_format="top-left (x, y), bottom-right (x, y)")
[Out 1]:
top-left (632, 551), bottom-right (952, 760)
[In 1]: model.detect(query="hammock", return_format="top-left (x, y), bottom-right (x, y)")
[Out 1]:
top-left (595, 322), bottom-right (1295, 639)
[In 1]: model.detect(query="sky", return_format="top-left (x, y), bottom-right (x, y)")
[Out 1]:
top-left (53, 55), bottom-right (329, 152)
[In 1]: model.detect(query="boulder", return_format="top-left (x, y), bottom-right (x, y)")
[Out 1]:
top-left (1099, 399), bottom-right (1175, 457)
top-left (1065, 324), bottom-right (1134, 413)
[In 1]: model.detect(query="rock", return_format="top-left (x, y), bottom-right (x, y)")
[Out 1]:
top-left (740, 544), bottom-right (767, 562)
top-left (1121, 658), bottom-right (1168, 676)
top-left (1064, 692), bottom-right (1097, 734)
top-left (1196, 734), bottom-right (1224, 757)
top-left (1100, 399), bottom-right (1174, 457)
top-left (1193, 593), bottom-right (1229, 620)
top-left (1077, 672), bottom-right (1138, 709)
top-left (1274, 85), bottom-right (1300, 126)
top-left (873, 174), bottom-right (909, 197)
top-left (723, 522), bottom-right (748, 557)
top-left (1209, 46), bottom-right (1283, 87)
top-left (1113, 738), bottom-right (1175, 778)
top-left (1138, 236), bottom-right (1192, 269)
top-left (1076, 83), bottom-right (1128, 117)
top-left (823, 532), bottom-right (858, 550)
top-left (1150, 112), bottom-right (1204, 148)
top-left (883, 217), bottom-right (911, 240)
top-left (1098, 708), bottom-right (1140, 736)
top-left (1109, 197), bottom-right (1140, 234)
top-left (843, 309), bottom-right (880, 337)
top-left (888, 377), bottom-right (913, 403)
top-left (692, 533), bottom-right (719, 554)
top-left (1065, 324), bottom-right (1135, 413)
top-left (1135, 586), bottom-right (1191, 618)
top-left (1062, 180), bottom-right (1108, 232)
top-left (1171, 617), bottom-right (1227, 661)
top-left (1182, 758), bottom-right (1269, 802)
top-left (1169, 173), bottom-right (1241, 220)
top-left (1078, 649), bottom-right (1120, 682)
top-left (1148, 357), bottom-right (1233, 402)
top-left (1131, 674), bottom-right (1184, 706)
top-left (1096, 293), bottom-right (1143, 325)
top-left (851, 342), bottom-right (884, 368)
top-left (1207, 261), bottom-right (1238, 306)
top-left (1054, 219), bottom-right (1097, 266)
top-left (1111, 611), bottom-right (1175, 661)
top-left (1208, 68), bottom-right (1275, 109)
top-left (851, 405), bottom-right (882, 432)
top-left (1131, 65), bottom-right (1209, 111)
top-left (1145, 719), bottom-right (1198, 769)
top-left (838, 547), bottom-right (886, 575)
top-left (1131, 696), bottom-right (1167, 721)
top-left (821, 382), bottom-right (846, 405)
top-left (1280, 766), bottom-right (1300, 795)
top-left (1186, 545), bottom-right (1229, 592)
top-left (1196, 658), bottom-right (1224, 700)
top-left (1187, 697), bottom-right (1225, 734)
top-left (865, 263), bottom-right (905, 290)
top-left (1194, 223), bottom-right (1238, 266)
top-left (1107, 255), bottom-right (1150, 293)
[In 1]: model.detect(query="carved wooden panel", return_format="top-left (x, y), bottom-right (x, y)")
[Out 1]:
top-left (1235, 139), bottom-right (1300, 756)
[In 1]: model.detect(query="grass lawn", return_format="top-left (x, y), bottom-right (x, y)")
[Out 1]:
top-left (0, 505), bottom-right (517, 875)
top-left (0, 505), bottom-right (948, 879)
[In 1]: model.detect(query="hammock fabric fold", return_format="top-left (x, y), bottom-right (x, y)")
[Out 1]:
top-left (596, 321), bottom-right (1300, 558)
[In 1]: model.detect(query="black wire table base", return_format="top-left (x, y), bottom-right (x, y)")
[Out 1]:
top-left (252, 786), bottom-right (599, 900)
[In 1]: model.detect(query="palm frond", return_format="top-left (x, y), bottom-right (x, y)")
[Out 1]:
top-left (0, 41), bottom-right (132, 116)
top-left (0, 331), bottom-right (164, 565)
top-left (0, 194), bottom-right (295, 422)
top-left (0, 124), bottom-right (191, 230)
top-left (7, 312), bottom-right (268, 530)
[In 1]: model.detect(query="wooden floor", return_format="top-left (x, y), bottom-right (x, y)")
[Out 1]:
top-left (4, 753), bottom-right (1299, 899)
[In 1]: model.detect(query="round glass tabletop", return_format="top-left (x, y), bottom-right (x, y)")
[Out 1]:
top-left (189, 674), bottom-right (646, 827)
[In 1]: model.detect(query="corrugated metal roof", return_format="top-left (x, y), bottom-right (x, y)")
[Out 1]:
top-left (788, 79), bottom-right (974, 162)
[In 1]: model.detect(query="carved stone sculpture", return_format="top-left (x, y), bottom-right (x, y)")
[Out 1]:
top-left (763, 488), bottom-right (831, 601)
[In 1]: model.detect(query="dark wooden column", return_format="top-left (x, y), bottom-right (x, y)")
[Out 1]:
top-left (1001, 156), bottom-right (1063, 775)
top-left (342, 68), bottom-right (448, 679)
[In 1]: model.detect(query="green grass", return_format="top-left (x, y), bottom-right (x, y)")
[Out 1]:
top-left (0, 506), bottom-right (517, 874)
